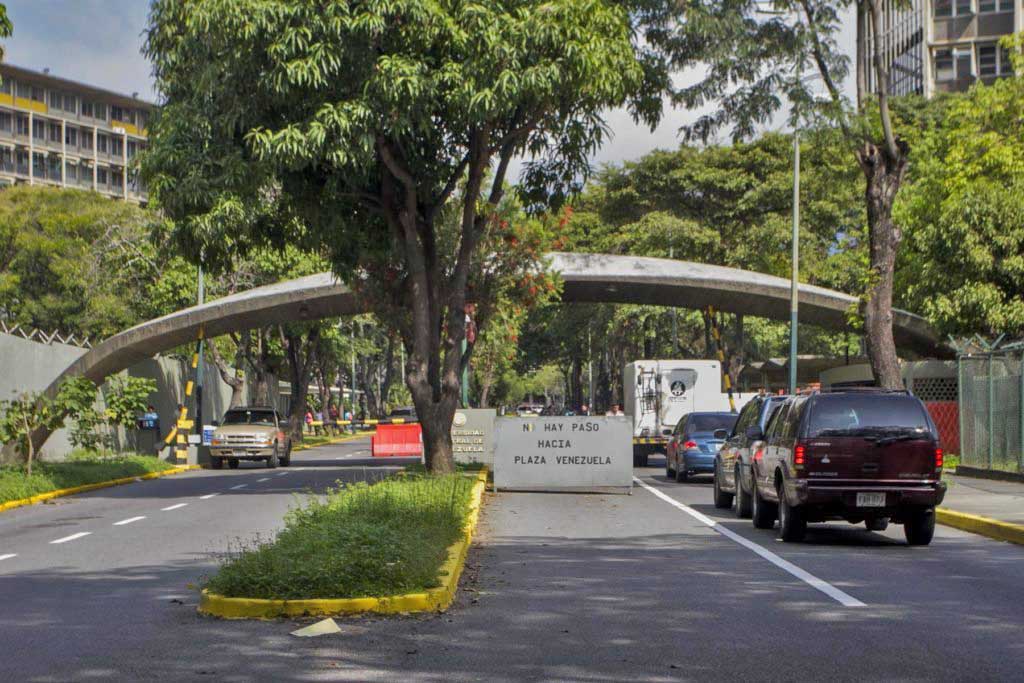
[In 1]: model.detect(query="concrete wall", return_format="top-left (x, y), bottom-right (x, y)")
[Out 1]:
top-left (1, 332), bottom-right (276, 460)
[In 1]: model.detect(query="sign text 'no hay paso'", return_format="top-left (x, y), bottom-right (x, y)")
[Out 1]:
top-left (493, 416), bottom-right (632, 492)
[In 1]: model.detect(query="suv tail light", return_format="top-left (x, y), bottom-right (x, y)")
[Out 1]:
top-left (935, 447), bottom-right (943, 470)
top-left (754, 447), bottom-right (764, 461)
top-left (684, 440), bottom-right (698, 450)
top-left (794, 443), bottom-right (806, 466)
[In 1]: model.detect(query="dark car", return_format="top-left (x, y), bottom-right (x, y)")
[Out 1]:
top-left (713, 394), bottom-right (789, 515)
top-left (666, 411), bottom-right (739, 482)
top-left (748, 389), bottom-right (946, 545)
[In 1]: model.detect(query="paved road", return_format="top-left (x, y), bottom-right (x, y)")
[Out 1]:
top-left (4, 450), bottom-right (1024, 681)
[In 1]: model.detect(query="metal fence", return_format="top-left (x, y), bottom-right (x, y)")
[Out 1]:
top-left (959, 341), bottom-right (1024, 473)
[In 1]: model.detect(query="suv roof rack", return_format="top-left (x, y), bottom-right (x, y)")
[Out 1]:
top-left (816, 386), bottom-right (909, 394)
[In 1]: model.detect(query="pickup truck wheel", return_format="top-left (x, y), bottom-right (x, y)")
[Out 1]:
top-left (778, 492), bottom-right (807, 542)
top-left (210, 457), bottom-right (223, 470)
top-left (228, 458), bottom-right (239, 470)
top-left (735, 468), bottom-right (753, 519)
top-left (267, 445), bottom-right (280, 469)
top-left (904, 508), bottom-right (935, 546)
top-left (713, 464), bottom-right (734, 508)
top-left (751, 478), bottom-right (776, 530)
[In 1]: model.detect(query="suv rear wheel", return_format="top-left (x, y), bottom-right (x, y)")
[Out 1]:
top-left (904, 508), bottom-right (935, 546)
top-left (735, 467), bottom-right (753, 519)
top-left (778, 489), bottom-right (807, 542)
top-left (713, 462), bottom-right (733, 508)
top-left (751, 478), bottom-right (776, 530)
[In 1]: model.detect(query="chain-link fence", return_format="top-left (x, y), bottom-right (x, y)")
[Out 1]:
top-left (959, 343), bottom-right (1024, 473)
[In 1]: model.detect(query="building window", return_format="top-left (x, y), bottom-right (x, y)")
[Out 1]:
top-left (63, 94), bottom-right (77, 114)
top-left (0, 111), bottom-right (10, 132)
top-left (32, 151), bottom-right (45, 176)
top-left (15, 149), bottom-right (28, 174)
top-left (32, 119), bottom-right (45, 140)
top-left (97, 133), bottom-right (108, 154)
top-left (47, 154), bottom-right (61, 181)
top-left (81, 100), bottom-right (93, 118)
top-left (16, 114), bottom-right (28, 136)
top-left (94, 102), bottom-right (107, 121)
top-left (0, 80), bottom-right (11, 95)
top-left (31, 86), bottom-right (44, 103)
top-left (935, 0), bottom-right (973, 15)
top-left (0, 147), bottom-right (12, 172)
top-left (979, 44), bottom-right (1015, 76)
top-left (16, 82), bottom-right (30, 98)
top-left (111, 136), bottom-right (124, 157)
top-left (48, 91), bottom-right (61, 109)
top-left (97, 166), bottom-right (108, 185)
top-left (979, 0), bottom-right (1013, 10)
top-left (48, 122), bottom-right (61, 143)
top-left (127, 139), bottom-right (138, 159)
top-left (67, 162), bottom-right (77, 181)
top-left (111, 167), bottom-right (124, 188)
top-left (935, 47), bottom-right (972, 81)
top-left (65, 126), bottom-right (77, 146)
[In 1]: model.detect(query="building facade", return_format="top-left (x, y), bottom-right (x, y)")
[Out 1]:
top-left (0, 64), bottom-right (154, 202)
top-left (864, 0), bottom-right (1022, 98)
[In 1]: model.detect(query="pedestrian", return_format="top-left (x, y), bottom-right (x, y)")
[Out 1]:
top-left (304, 409), bottom-right (313, 434)
top-left (580, 403), bottom-right (590, 416)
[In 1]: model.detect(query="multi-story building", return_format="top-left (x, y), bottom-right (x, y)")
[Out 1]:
top-left (0, 63), bottom-right (154, 203)
top-left (863, 0), bottom-right (1022, 98)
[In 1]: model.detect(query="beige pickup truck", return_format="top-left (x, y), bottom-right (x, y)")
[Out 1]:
top-left (209, 406), bottom-right (292, 469)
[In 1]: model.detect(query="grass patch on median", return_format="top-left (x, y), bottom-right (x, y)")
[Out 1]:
top-left (204, 473), bottom-right (475, 600)
top-left (0, 451), bottom-right (176, 505)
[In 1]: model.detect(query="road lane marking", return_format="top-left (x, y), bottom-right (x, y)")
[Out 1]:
top-left (257, 478), bottom-right (270, 482)
top-left (229, 484), bottom-right (248, 490)
top-left (199, 493), bottom-right (220, 500)
top-left (0, 553), bottom-right (16, 561)
top-left (50, 532), bottom-right (91, 544)
top-left (633, 477), bottom-right (866, 608)
top-left (113, 516), bottom-right (146, 526)
top-left (161, 503), bottom-right (188, 511)
top-left (276, 472), bottom-right (290, 476)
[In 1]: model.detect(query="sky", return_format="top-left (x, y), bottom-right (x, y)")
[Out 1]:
top-left (2, 1), bottom-right (856, 174)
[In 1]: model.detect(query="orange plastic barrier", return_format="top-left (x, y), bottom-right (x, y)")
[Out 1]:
top-left (372, 423), bottom-right (423, 457)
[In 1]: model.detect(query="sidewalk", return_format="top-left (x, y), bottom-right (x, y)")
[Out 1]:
top-left (943, 473), bottom-right (1024, 526)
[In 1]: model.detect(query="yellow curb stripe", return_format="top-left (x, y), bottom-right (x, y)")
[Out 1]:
top-left (0, 465), bottom-right (200, 514)
top-left (936, 508), bottom-right (1024, 546)
top-left (199, 468), bottom-right (488, 619)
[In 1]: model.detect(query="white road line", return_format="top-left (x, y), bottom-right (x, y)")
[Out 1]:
top-left (113, 516), bottom-right (146, 526)
top-left (50, 532), bottom-right (91, 544)
top-left (633, 477), bottom-right (866, 608)
top-left (276, 471), bottom-right (290, 477)
top-left (161, 503), bottom-right (188, 511)
top-left (229, 484), bottom-right (248, 490)
top-left (199, 493), bottom-right (220, 500)
top-left (257, 478), bottom-right (270, 483)
top-left (0, 553), bottom-right (16, 561)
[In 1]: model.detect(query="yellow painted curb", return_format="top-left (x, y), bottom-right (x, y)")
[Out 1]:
top-left (0, 464), bottom-right (200, 514)
top-left (937, 507), bottom-right (1024, 546)
top-left (291, 431), bottom-right (376, 453)
top-left (200, 468), bottom-right (489, 619)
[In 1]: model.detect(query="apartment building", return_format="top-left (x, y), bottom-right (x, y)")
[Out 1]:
top-left (864, 0), bottom-right (1022, 98)
top-left (0, 63), bottom-right (154, 202)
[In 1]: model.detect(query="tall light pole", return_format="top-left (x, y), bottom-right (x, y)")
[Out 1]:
top-left (670, 244), bottom-right (678, 355)
top-left (789, 117), bottom-right (800, 395)
top-left (350, 322), bottom-right (356, 416)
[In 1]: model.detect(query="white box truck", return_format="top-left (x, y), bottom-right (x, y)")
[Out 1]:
top-left (624, 360), bottom-right (749, 467)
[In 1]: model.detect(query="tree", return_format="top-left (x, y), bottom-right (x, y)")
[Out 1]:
top-left (143, 0), bottom-right (662, 472)
top-left (0, 4), bottom-right (11, 62)
top-left (0, 390), bottom-right (62, 476)
top-left (897, 35), bottom-right (1024, 338)
top-left (647, 0), bottom-right (915, 387)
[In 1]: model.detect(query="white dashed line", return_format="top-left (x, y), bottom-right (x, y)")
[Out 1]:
top-left (229, 484), bottom-right (248, 490)
top-left (199, 493), bottom-right (220, 500)
top-left (113, 516), bottom-right (146, 526)
top-left (257, 478), bottom-right (270, 483)
top-left (634, 477), bottom-right (866, 608)
top-left (276, 472), bottom-right (290, 477)
top-left (50, 532), bottom-right (91, 544)
top-left (161, 503), bottom-right (188, 511)
top-left (0, 553), bottom-right (16, 561)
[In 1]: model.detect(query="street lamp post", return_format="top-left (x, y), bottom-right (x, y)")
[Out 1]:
top-left (789, 128), bottom-right (800, 395)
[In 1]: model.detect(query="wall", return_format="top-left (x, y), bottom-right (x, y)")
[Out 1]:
top-left (0, 332), bottom-right (276, 461)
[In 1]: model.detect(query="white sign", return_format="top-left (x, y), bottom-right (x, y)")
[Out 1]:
top-left (452, 408), bottom-right (495, 465)
top-left (494, 416), bottom-right (632, 492)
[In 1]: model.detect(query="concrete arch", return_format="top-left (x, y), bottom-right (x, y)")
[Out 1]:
top-left (34, 252), bottom-right (945, 449)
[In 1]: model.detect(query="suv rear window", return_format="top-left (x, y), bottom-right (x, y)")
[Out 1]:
top-left (688, 413), bottom-right (738, 433)
top-left (806, 395), bottom-right (931, 438)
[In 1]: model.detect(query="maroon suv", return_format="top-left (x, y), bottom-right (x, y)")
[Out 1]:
top-left (749, 389), bottom-right (946, 545)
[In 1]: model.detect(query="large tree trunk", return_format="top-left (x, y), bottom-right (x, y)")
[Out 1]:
top-left (857, 140), bottom-right (907, 390)
top-left (281, 326), bottom-right (321, 443)
top-left (206, 340), bottom-right (245, 408)
top-left (379, 334), bottom-right (397, 414)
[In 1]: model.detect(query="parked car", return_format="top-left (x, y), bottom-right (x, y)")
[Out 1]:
top-left (748, 389), bottom-right (946, 545)
top-left (713, 394), bottom-right (789, 515)
top-left (666, 411), bottom-right (739, 482)
top-left (388, 406), bottom-right (418, 422)
top-left (209, 406), bottom-right (292, 469)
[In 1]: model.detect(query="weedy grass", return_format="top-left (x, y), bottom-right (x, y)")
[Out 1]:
top-left (0, 450), bottom-right (176, 504)
top-left (205, 473), bottom-right (475, 600)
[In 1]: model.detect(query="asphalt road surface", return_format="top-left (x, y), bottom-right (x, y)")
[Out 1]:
top-left (3, 448), bottom-right (1024, 681)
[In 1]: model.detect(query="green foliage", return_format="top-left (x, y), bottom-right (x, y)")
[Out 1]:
top-left (0, 186), bottom-right (165, 339)
top-left (205, 473), bottom-right (475, 600)
top-left (896, 39), bottom-right (1024, 337)
top-left (0, 453), bottom-right (174, 505)
top-left (0, 4), bottom-right (11, 62)
top-left (0, 391), bottom-right (64, 461)
top-left (105, 376), bottom-right (158, 427)
top-left (57, 376), bottom-right (106, 451)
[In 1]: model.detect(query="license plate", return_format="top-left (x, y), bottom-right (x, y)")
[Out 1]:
top-left (856, 492), bottom-right (886, 507)
top-left (234, 451), bottom-right (249, 457)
